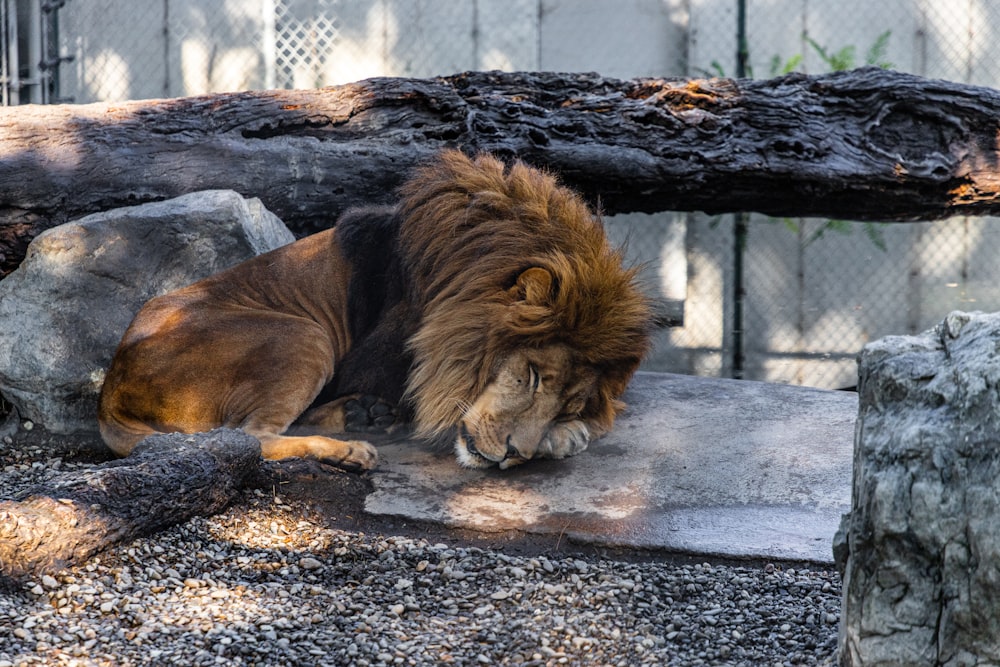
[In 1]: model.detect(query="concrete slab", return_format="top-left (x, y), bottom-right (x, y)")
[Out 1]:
top-left (365, 372), bottom-right (857, 564)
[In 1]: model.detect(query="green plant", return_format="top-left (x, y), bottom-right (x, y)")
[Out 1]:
top-left (777, 218), bottom-right (888, 251)
top-left (806, 29), bottom-right (894, 71)
top-left (699, 31), bottom-right (894, 252)
top-left (865, 29), bottom-right (894, 68)
top-left (706, 60), bottom-right (730, 78)
top-left (769, 54), bottom-right (803, 77)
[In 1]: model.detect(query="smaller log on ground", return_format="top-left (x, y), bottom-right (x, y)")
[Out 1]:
top-left (0, 428), bottom-right (261, 581)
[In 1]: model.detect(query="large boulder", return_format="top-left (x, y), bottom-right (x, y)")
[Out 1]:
top-left (837, 311), bottom-right (1000, 666)
top-left (0, 190), bottom-right (295, 435)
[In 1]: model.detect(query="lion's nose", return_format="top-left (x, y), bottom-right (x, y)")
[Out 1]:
top-left (505, 435), bottom-right (520, 460)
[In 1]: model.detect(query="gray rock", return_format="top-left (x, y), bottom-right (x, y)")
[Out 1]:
top-left (0, 190), bottom-right (295, 435)
top-left (839, 311), bottom-right (1000, 666)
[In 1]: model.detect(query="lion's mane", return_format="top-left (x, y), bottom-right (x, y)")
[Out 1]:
top-left (398, 150), bottom-right (653, 439)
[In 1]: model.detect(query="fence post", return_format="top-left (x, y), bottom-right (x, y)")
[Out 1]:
top-left (732, 0), bottom-right (749, 379)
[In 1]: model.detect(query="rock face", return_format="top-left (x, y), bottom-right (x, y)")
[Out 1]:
top-left (837, 311), bottom-right (1000, 666)
top-left (0, 191), bottom-right (295, 435)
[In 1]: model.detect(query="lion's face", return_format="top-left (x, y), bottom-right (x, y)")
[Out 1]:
top-left (454, 344), bottom-right (598, 469)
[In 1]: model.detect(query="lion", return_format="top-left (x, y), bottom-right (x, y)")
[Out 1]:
top-left (98, 150), bottom-right (654, 470)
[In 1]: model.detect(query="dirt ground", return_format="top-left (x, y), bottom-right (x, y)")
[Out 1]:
top-left (1, 412), bottom-right (709, 567)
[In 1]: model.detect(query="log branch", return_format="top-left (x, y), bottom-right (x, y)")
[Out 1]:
top-left (0, 429), bottom-right (261, 581)
top-left (4, 67), bottom-right (1000, 275)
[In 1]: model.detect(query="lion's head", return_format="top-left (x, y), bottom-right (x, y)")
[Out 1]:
top-left (398, 150), bottom-right (653, 468)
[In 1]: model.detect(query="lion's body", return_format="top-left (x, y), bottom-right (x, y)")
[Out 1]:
top-left (99, 151), bottom-right (653, 469)
top-left (99, 226), bottom-right (382, 468)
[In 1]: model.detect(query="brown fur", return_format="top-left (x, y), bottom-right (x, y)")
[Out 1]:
top-left (98, 150), bottom-right (652, 470)
top-left (98, 228), bottom-right (380, 470)
top-left (399, 151), bottom-right (652, 443)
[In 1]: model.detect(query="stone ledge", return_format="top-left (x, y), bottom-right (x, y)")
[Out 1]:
top-left (366, 371), bottom-right (857, 564)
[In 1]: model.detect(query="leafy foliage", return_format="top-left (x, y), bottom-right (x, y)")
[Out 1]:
top-left (806, 29), bottom-right (894, 71)
top-left (865, 30), bottom-right (894, 69)
top-left (698, 31), bottom-right (894, 252)
top-left (769, 54), bottom-right (803, 77)
top-left (779, 218), bottom-right (888, 251)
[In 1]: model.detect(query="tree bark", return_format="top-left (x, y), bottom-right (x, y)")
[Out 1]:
top-left (3, 66), bottom-right (1000, 276)
top-left (0, 429), bottom-right (261, 581)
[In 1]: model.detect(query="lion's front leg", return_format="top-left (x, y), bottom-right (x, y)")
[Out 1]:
top-left (254, 433), bottom-right (379, 472)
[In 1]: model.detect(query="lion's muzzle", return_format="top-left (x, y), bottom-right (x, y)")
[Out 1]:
top-left (460, 423), bottom-right (484, 457)
top-left (457, 422), bottom-right (522, 468)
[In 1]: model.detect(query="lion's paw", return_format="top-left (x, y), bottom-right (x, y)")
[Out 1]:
top-left (342, 395), bottom-right (398, 433)
top-left (298, 394), bottom-right (397, 434)
top-left (258, 435), bottom-right (379, 472)
top-left (314, 438), bottom-right (379, 472)
top-left (537, 420), bottom-right (591, 460)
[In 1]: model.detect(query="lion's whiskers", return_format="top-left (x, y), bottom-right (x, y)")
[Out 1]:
top-left (457, 400), bottom-right (488, 433)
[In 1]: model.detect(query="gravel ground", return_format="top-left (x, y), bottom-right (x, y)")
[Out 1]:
top-left (0, 424), bottom-right (841, 667)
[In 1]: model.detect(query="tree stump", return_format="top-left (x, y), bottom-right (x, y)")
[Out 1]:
top-left (837, 311), bottom-right (1000, 666)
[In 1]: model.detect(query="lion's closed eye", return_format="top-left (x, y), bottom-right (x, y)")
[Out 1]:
top-left (528, 365), bottom-right (540, 392)
top-left (510, 363), bottom-right (539, 394)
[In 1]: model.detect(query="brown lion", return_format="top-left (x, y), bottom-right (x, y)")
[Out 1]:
top-left (98, 150), bottom-right (654, 470)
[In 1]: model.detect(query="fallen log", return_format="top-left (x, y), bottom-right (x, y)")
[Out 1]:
top-left (0, 429), bottom-right (261, 581)
top-left (3, 67), bottom-right (1000, 275)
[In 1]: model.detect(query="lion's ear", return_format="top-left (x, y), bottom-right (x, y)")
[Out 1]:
top-left (509, 267), bottom-right (554, 305)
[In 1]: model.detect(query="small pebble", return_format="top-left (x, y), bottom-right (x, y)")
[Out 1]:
top-left (299, 557), bottom-right (323, 570)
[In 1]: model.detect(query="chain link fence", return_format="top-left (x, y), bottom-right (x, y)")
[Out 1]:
top-left (5, 0), bottom-right (999, 389)
top-left (676, 0), bottom-right (1000, 389)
